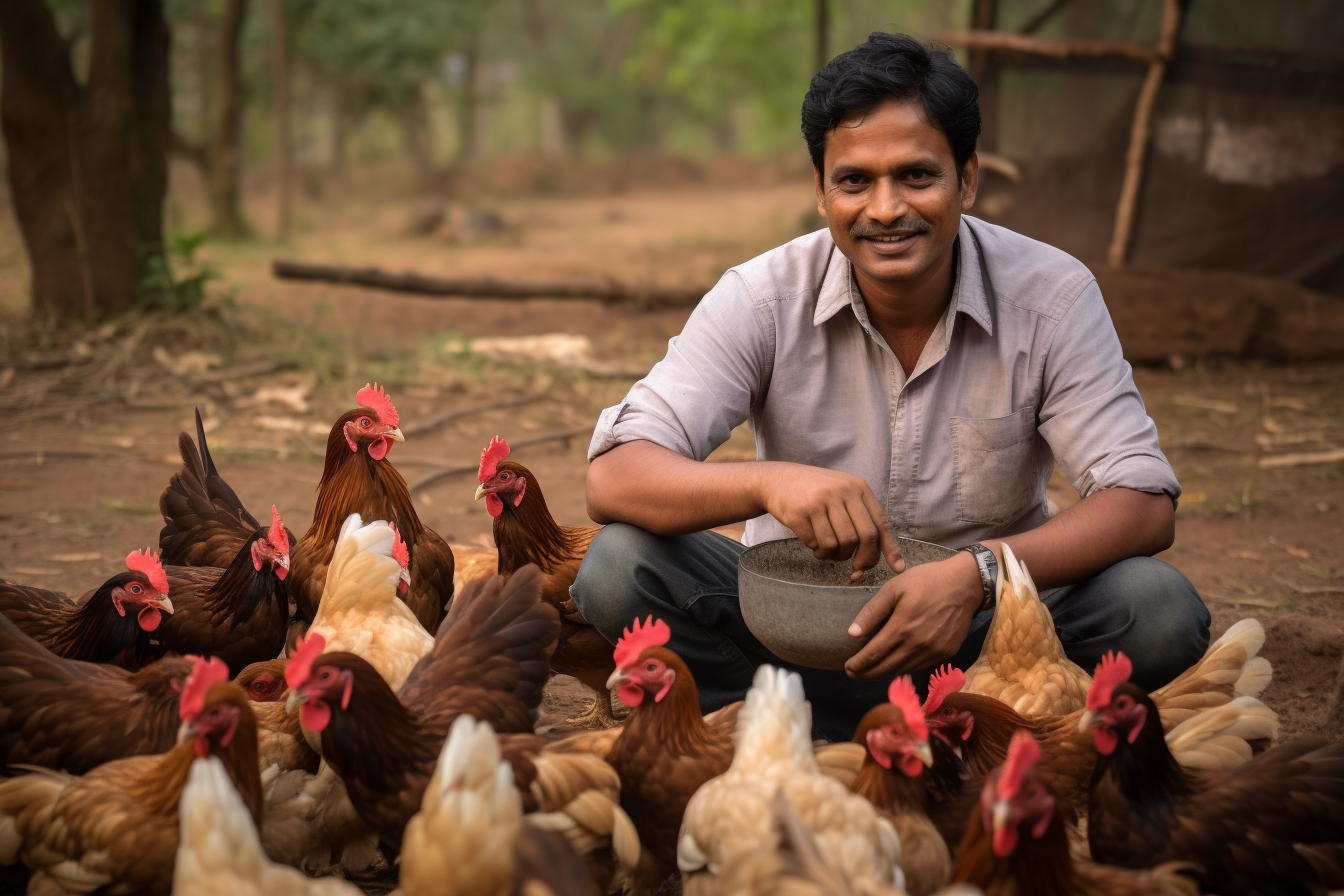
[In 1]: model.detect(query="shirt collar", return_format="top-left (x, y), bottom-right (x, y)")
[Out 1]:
top-left (813, 217), bottom-right (994, 337)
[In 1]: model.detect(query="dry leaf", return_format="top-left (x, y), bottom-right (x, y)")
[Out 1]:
top-left (48, 553), bottom-right (101, 563)
top-left (1174, 395), bottom-right (1239, 414)
top-left (1285, 546), bottom-right (1311, 559)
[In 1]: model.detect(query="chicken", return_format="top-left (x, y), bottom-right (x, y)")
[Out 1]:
top-left (157, 509), bottom-right (291, 675)
top-left (173, 755), bottom-right (361, 896)
top-left (0, 657), bottom-right (262, 896)
top-left (1085, 651), bottom-right (1344, 896)
top-left (849, 677), bottom-right (949, 896)
top-left (0, 609), bottom-right (192, 773)
top-left (677, 665), bottom-right (903, 896)
top-left (925, 622), bottom-right (1279, 809)
top-left (305, 513), bottom-right (433, 695)
top-left (475, 436), bottom-right (616, 728)
top-left (400, 714), bottom-right (603, 896)
top-left (236, 657), bottom-right (290, 702)
top-left (451, 539), bottom-right (502, 595)
top-left (287, 567), bottom-right (620, 850)
top-left (290, 383), bottom-right (455, 633)
top-left (962, 545), bottom-right (1091, 718)
top-left (159, 407), bottom-right (295, 569)
top-left (0, 547), bottom-right (173, 668)
top-left (951, 731), bottom-right (1200, 896)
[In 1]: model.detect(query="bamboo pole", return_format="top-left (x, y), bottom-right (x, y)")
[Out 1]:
top-left (935, 30), bottom-right (1159, 63)
top-left (1106, 0), bottom-right (1183, 268)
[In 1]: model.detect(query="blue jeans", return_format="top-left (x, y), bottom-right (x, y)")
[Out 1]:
top-left (571, 523), bottom-right (1210, 742)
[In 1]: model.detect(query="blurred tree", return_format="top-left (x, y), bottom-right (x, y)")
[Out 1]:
top-left (270, 0), bottom-right (291, 238)
top-left (0, 0), bottom-right (171, 323)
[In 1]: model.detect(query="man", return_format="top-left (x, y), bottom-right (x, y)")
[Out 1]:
top-left (572, 32), bottom-right (1208, 740)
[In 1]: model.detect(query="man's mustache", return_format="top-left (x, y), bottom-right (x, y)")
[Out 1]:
top-left (850, 217), bottom-right (931, 239)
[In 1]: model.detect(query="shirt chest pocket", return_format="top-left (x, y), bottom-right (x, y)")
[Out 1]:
top-left (951, 408), bottom-right (1039, 528)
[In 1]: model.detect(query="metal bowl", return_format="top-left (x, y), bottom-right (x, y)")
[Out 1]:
top-left (737, 537), bottom-right (958, 670)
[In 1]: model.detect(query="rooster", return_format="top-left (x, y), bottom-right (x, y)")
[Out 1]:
top-left (951, 731), bottom-right (1200, 896)
top-left (400, 715), bottom-right (605, 896)
top-left (159, 408), bottom-right (296, 570)
top-left (925, 621), bottom-right (1279, 810)
top-left (475, 436), bottom-right (617, 727)
top-left (963, 545), bottom-right (1091, 718)
top-left (290, 383), bottom-right (455, 633)
top-left (156, 506), bottom-right (291, 675)
top-left (849, 677), bottom-right (949, 896)
top-left (0, 657), bottom-right (262, 896)
top-left (677, 665), bottom-right (903, 896)
top-left (0, 547), bottom-right (173, 668)
top-left (286, 568), bottom-right (623, 852)
top-left (174, 755), bottom-right (361, 896)
top-left (1085, 651), bottom-right (1344, 895)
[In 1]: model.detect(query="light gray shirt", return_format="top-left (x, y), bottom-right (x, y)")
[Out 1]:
top-left (589, 216), bottom-right (1179, 549)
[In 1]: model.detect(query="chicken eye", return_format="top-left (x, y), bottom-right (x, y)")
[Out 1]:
top-left (359, 417), bottom-right (372, 428)
top-left (645, 663), bottom-right (657, 673)
top-left (500, 471), bottom-right (511, 481)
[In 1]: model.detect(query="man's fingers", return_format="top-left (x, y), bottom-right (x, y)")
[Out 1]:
top-left (847, 584), bottom-right (897, 638)
top-left (846, 497), bottom-right (881, 580)
top-left (859, 489), bottom-right (904, 572)
top-left (826, 506), bottom-right (861, 565)
top-left (791, 516), bottom-right (819, 553)
top-left (846, 616), bottom-right (904, 677)
top-left (808, 512), bottom-right (843, 560)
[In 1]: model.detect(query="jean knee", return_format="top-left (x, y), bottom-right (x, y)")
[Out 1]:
top-left (1112, 557), bottom-right (1210, 688)
top-left (571, 523), bottom-right (661, 636)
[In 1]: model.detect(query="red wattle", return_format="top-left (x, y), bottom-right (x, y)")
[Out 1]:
top-left (301, 700), bottom-right (332, 732)
top-left (274, 565), bottom-right (288, 580)
top-left (898, 753), bottom-right (924, 778)
top-left (992, 822), bottom-right (1019, 858)
top-left (137, 607), bottom-right (162, 632)
top-left (485, 494), bottom-right (503, 517)
top-left (617, 683), bottom-right (644, 706)
top-left (367, 437), bottom-right (390, 461)
top-left (194, 736), bottom-right (211, 758)
top-left (1094, 726), bottom-right (1118, 755)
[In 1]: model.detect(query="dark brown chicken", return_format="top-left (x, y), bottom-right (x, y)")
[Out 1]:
top-left (287, 566), bottom-right (612, 848)
top-left (475, 436), bottom-right (614, 727)
top-left (289, 383), bottom-right (455, 633)
top-left (1085, 651), bottom-right (1344, 896)
top-left (0, 548), bottom-right (173, 669)
top-left (952, 731), bottom-right (1199, 896)
top-left (159, 408), bottom-right (295, 569)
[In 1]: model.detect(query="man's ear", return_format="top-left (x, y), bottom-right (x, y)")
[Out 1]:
top-left (960, 151), bottom-right (980, 211)
top-left (813, 165), bottom-right (828, 219)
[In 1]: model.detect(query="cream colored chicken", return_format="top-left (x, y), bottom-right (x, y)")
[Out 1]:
top-left (450, 541), bottom-right (501, 594)
top-left (963, 545), bottom-right (1092, 718)
top-left (677, 666), bottom-right (902, 896)
top-left (307, 513), bottom-right (434, 692)
top-left (174, 756), bottom-right (361, 896)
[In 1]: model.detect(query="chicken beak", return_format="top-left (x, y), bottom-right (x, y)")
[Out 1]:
top-left (913, 740), bottom-right (934, 768)
top-left (177, 720), bottom-right (198, 746)
top-left (387, 427), bottom-right (406, 443)
top-left (606, 668), bottom-right (629, 690)
top-left (1080, 711), bottom-right (1101, 733)
top-left (474, 484), bottom-right (487, 501)
top-left (156, 594), bottom-right (174, 614)
top-left (992, 799), bottom-right (1011, 835)
top-left (286, 689), bottom-right (306, 715)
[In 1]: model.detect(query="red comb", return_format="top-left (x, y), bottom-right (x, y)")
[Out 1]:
top-left (613, 616), bottom-right (671, 669)
top-left (997, 731), bottom-right (1041, 801)
top-left (355, 383), bottom-right (399, 428)
top-left (179, 655), bottom-right (229, 721)
top-left (923, 664), bottom-right (965, 714)
top-left (1087, 651), bottom-right (1133, 712)
top-left (125, 548), bottom-right (169, 595)
top-left (887, 676), bottom-right (928, 741)
top-left (478, 436), bottom-right (511, 483)
top-left (286, 632), bottom-right (327, 691)
top-left (389, 522), bottom-right (410, 569)
top-left (267, 505), bottom-right (289, 554)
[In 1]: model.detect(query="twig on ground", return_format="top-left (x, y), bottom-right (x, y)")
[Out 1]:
top-left (1258, 448), bottom-right (1344, 468)
top-left (402, 395), bottom-right (543, 438)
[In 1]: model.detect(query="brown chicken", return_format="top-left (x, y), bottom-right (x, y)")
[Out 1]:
top-left (159, 408), bottom-right (296, 569)
top-left (1085, 651), bottom-right (1344, 896)
top-left (287, 567), bottom-right (617, 850)
top-left (0, 548), bottom-right (173, 668)
top-left (475, 436), bottom-right (615, 727)
top-left (849, 677), bottom-right (949, 896)
top-left (289, 383), bottom-right (455, 633)
top-left (236, 657), bottom-right (290, 702)
top-left (951, 731), bottom-right (1199, 896)
top-left (157, 509), bottom-right (291, 675)
top-left (0, 658), bottom-right (262, 896)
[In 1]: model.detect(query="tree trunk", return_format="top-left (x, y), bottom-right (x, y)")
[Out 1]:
top-left (814, 0), bottom-right (830, 72)
top-left (0, 0), bottom-right (170, 323)
top-left (967, 0), bottom-right (1001, 153)
top-left (455, 29), bottom-right (479, 162)
top-left (208, 0), bottom-right (248, 237)
top-left (270, 0), bottom-right (291, 240)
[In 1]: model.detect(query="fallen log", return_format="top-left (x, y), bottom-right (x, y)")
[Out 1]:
top-left (272, 260), bottom-right (707, 310)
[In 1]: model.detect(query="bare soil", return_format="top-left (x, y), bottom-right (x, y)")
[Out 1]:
top-left (1, 162), bottom-right (1341, 745)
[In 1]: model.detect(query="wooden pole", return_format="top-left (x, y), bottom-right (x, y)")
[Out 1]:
top-left (1106, 0), bottom-right (1183, 267)
top-left (269, 0), bottom-right (290, 241)
top-left (935, 30), bottom-right (1158, 63)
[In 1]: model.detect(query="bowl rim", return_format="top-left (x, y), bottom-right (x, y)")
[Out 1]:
top-left (737, 536), bottom-right (956, 591)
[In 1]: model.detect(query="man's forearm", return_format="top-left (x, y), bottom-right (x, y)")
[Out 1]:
top-left (587, 440), bottom-right (770, 535)
top-left (987, 487), bottom-right (1176, 591)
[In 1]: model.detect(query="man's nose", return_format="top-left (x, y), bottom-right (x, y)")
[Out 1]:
top-left (865, 177), bottom-right (909, 225)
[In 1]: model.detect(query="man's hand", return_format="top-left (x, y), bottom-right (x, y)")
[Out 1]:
top-left (757, 465), bottom-right (903, 578)
top-left (844, 552), bottom-right (982, 679)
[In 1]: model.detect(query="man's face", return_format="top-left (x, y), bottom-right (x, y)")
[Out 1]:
top-left (814, 98), bottom-right (978, 289)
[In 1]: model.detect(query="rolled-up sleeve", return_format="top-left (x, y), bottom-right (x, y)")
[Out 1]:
top-left (1036, 280), bottom-right (1181, 500)
top-left (588, 270), bottom-right (774, 462)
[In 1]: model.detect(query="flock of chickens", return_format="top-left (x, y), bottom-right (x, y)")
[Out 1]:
top-left (0, 383), bottom-right (1341, 896)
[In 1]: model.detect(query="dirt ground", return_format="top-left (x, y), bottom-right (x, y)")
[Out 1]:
top-left (1, 161), bottom-right (1342, 745)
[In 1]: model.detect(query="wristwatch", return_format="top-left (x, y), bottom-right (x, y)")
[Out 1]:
top-left (959, 543), bottom-right (999, 613)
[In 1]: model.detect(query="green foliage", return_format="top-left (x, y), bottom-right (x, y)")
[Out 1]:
top-left (139, 233), bottom-right (224, 314)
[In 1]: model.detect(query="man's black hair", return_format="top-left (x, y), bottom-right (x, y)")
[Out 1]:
top-left (801, 32), bottom-right (980, 176)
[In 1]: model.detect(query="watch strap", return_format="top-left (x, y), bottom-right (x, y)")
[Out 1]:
top-left (960, 543), bottom-right (999, 613)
